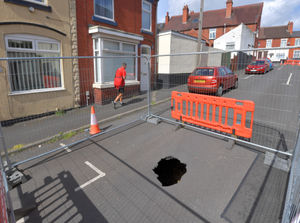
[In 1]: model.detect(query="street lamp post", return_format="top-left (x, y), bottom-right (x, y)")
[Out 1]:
top-left (197, 0), bottom-right (204, 66)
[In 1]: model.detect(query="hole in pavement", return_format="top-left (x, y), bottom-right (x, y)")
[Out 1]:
top-left (153, 156), bottom-right (187, 187)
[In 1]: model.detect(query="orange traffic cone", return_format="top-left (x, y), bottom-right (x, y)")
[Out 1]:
top-left (90, 106), bottom-right (101, 135)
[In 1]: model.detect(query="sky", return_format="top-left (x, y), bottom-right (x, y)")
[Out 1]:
top-left (157, 0), bottom-right (300, 30)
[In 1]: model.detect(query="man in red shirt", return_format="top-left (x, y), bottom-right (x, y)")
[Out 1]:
top-left (112, 63), bottom-right (127, 109)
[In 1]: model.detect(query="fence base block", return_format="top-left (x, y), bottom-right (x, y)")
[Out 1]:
top-left (146, 117), bottom-right (161, 125)
top-left (264, 152), bottom-right (290, 172)
top-left (6, 168), bottom-right (26, 189)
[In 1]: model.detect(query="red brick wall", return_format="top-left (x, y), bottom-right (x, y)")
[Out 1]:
top-left (94, 85), bottom-right (140, 105)
top-left (76, 0), bottom-right (157, 105)
top-left (258, 39), bottom-right (266, 48)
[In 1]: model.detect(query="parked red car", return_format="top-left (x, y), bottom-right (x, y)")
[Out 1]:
top-left (187, 66), bottom-right (238, 96)
top-left (245, 60), bottom-right (270, 74)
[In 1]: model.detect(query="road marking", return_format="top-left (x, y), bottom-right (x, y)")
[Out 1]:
top-left (278, 66), bottom-right (283, 70)
top-left (16, 218), bottom-right (25, 223)
top-left (244, 75), bottom-right (253, 79)
top-left (60, 143), bottom-right (71, 152)
top-left (286, 73), bottom-right (293, 85)
top-left (75, 161), bottom-right (106, 192)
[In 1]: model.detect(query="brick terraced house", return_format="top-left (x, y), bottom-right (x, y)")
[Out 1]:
top-left (257, 22), bottom-right (300, 62)
top-left (161, 0), bottom-right (263, 47)
top-left (76, 0), bottom-right (158, 105)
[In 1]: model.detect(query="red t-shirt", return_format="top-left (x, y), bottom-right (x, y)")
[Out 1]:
top-left (114, 66), bottom-right (126, 89)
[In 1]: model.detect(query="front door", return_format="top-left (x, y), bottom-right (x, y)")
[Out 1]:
top-left (140, 45), bottom-right (151, 91)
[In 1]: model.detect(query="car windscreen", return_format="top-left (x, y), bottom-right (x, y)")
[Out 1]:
top-left (250, 61), bottom-right (265, 65)
top-left (191, 68), bottom-right (214, 76)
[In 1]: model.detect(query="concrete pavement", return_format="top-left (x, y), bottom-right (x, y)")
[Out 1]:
top-left (10, 119), bottom-right (288, 223)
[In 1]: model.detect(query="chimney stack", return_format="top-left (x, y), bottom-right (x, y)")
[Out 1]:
top-left (165, 12), bottom-right (170, 25)
top-left (288, 21), bottom-right (293, 34)
top-left (226, 0), bottom-right (233, 18)
top-left (182, 5), bottom-right (189, 24)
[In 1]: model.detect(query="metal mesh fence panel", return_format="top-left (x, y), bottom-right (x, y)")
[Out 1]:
top-left (150, 47), bottom-right (300, 222)
top-left (151, 48), bottom-right (300, 154)
top-left (0, 55), bottom-right (148, 166)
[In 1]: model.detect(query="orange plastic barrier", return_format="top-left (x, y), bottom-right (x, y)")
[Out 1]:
top-left (284, 60), bottom-right (300, 66)
top-left (171, 91), bottom-right (255, 139)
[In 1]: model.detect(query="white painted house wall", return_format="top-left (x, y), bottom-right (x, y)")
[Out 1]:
top-left (169, 32), bottom-right (198, 73)
top-left (157, 31), bottom-right (221, 74)
top-left (157, 33), bottom-right (171, 73)
top-left (158, 31), bottom-right (198, 74)
top-left (214, 23), bottom-right (255, 53)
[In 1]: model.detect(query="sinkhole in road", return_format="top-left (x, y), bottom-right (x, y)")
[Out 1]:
top-left (153, 156), bottom-right (187, 187)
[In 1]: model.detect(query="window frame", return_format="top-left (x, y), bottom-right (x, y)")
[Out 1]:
top-left (5, 34), bottom-right (63, 94)
top-left (209, 28), bottom-right (216, 40)
top-left (23, 0), bottom-right (47, 5)
top-left (266, 39), bottom-right (272, 48)
top-left (94, 0), bottom-right (115, 22)
top-left (225, 42), bottom-right (235, 50)
top-left (295, 38), bottom-right (300, 46)
top-left (93, 37), bottom-right (138, 84)
top-left (281, 38), bottom-right (288, 48)
top-left (293, 50), bottom-right (300, 58)
top-left (141, 0), bottom-right (152, 32)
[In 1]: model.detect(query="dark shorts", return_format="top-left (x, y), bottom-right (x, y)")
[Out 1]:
top-left (118, 87), bottom-right (124, 93)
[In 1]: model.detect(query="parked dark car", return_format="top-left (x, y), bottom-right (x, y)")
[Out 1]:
top-left (245, 59), bottom-right (270, 74)
top-left (187, 66), bottom-right (238, 96)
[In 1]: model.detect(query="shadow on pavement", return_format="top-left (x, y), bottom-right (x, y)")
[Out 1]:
top-left (15, 171), bottom-right (108, 222)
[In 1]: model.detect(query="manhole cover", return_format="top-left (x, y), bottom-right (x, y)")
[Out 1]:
top-left (153, 156), bottom-right (187, 186)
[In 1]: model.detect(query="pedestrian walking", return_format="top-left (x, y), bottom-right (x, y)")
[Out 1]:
top-left (112, 63), bottom-right (127, 109)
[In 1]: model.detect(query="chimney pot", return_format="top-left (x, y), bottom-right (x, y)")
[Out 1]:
top-left (182, 5), bottom-right (189, 24)
top-left (165, 12), bottom-right (170, 25)
top-left (288, 21), bottom-right (293, 34)
top-left (226, 0), bottom-right (233, 18)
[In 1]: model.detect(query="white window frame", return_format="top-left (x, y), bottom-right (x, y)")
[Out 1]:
top-left (93, 38), bottom-right (138, 84)
top-left (295, 38), bottom-right (300, 46)
top-left (5, 34), bottom-right (63, 94)
top-left (23, 0), bottom-right (47, 5)
top-left (266, 39), bottom-right (272, 48)
top-left (142, 0), bottom-right (152, 32)
top-left (293, 50), bottom-right (300, 58)
top-left (226, 42), bottom-right (235, 50)
top-left (281, 38), bottom-right (287, 48)
top-left (209, 29), bottom-right (216, 40)
top-left (94, 0), bottom-right (115, 22)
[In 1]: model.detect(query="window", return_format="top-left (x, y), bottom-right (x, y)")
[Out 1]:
top-left (226, 42), bottom-right (235, 50)
top-left (93, 38), bottom-right (137, 83)
top-left (266, 39), bottom-right (272, 48)
top-left (94, 0), bottom-right (114, 20)
top-left (142, 0), bottom-right (151, 31)
top-left (294, 50), bottom-right (300, 58)
top-left (295, 38), bottom-right (300, 46)
top-left (209, 29), bottom-right (216, 40)
top-left (224, 67), bottom-right (233, 74)
top-left (281, 39), bottom-right (287, 47)
top-left (276, 53), bottom-right (286, 59)
top-left (218, 68), bottom-right (226, 76)
top-left (25, 0), bottom-right (47, 4)
top-left (191, 68), bottom-right (214, 76)
top-left (5, 35), bottom-right (62, 92)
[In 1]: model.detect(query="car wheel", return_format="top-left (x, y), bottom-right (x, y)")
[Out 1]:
top-left (216, 85), bottom-right (223, 96)
top-left (233, 80), bottom-right (238, 89)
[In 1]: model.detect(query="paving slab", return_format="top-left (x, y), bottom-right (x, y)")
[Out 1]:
top-left (9, 120), bottom-right (288, 223)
